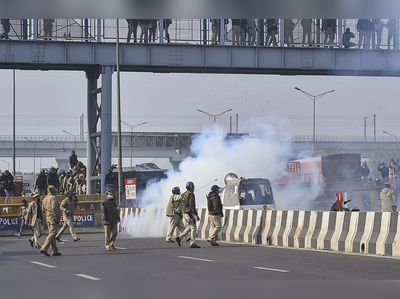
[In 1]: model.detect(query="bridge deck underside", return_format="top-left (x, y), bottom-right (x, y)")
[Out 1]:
top-left (1, 41), bottom-right (400, 76)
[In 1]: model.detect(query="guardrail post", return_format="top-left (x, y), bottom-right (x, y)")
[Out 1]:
top-left (97, 19), bottom-right (102, 42)
top-left (220, 19), bottom-right (225, 45)
top-left (159, 19), bottom-right (164, 43)
top-left (33, 19), bottom-right (38, 40)
top-left (279, 19), bottom-right (284, 47)
top-left (338, 19), bottom-right (343, 48)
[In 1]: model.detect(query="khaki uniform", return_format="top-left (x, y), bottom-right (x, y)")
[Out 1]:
top-left (178, 190), bottom-right (198, 246)
top-left (101, 197), bottom-right (120, 248)
top-left (380, 187), bottom-right (397, 212)
top-left (207, 192), bottom-right (223, 243)
top-left (165, 194), bottom-right (186, 241)
top-left (56, 197), bottom-right (78, 240)
top-left (26, 201), bottom-right (44, 247)
top-left (40, 194), bottom-right (61, 254)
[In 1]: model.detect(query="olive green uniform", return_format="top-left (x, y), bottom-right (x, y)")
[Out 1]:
top-left (178, 190), bottom-right (198, 246)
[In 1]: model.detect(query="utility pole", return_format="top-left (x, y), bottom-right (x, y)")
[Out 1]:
top-left (364, 117), bottom-right (367, 141)
top-left (236, 114), bottom-right (239, 133)
top-left (374, 114), bottom-right (376, 141)
top-left (12, 69), bottom-right (16, 175)
top-left (116, 19), bottom-right (123, 207)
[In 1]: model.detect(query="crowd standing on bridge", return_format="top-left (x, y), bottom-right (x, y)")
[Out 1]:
top-left (120, 19), bottom-right (398, 49)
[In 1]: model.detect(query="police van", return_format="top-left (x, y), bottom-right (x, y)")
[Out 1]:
top-left (221, 173), bottom-right (276, 210)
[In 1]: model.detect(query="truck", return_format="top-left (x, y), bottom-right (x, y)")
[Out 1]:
top-left (274, 153), bottom-right (362, 207)
top-left (221, 173), bottom-right (276, 210)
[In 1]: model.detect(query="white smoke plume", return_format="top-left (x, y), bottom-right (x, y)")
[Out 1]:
top-left (125, 116), bottom-right (323, 238)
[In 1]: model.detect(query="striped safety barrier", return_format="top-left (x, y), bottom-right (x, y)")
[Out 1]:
top-left (120, 208), bottom-right (400, 257)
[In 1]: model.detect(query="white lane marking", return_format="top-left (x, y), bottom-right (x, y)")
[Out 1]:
top-left (75, 274), bottom-right (101, 281)
top-left (253, 267), bottom-right (289, 273)
top-left (115, 247), bottom-right (127, 250)
top-left (177, 256), bottom-right (215, 263)
top-left (30, 261), bottom-right (57, 268)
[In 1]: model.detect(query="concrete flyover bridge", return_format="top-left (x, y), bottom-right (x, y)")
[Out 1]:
top-left (1, 134), bottom-right (397, 168)
top-left (2, 19), bottom-right (400, 194)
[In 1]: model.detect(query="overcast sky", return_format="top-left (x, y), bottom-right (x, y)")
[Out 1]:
top-left (0, 70), bottom-right (399, 172)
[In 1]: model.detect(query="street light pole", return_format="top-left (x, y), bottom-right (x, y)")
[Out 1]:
top-left (294, 87), bottom-right (335, 153)
top-left (63, 130), bottom-right (77, 150)
top-left (121, 121), bottom-right (148, 167)
top-left (1, 160), bottom-right (9, 170)
top-left (24, 138), bottom-right (47, 177)
top-left (197, 108), bottom-right (232, 124)
top-left (383, 130), bottom-right (399, 154)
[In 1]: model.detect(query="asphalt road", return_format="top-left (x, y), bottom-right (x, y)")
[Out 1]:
top-left (1, 233), bottom-right (400, 280)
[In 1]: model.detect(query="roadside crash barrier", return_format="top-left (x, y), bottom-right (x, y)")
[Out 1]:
top-left (120, 208), bottom-right (400, 257)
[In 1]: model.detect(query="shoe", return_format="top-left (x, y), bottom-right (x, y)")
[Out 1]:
top-left (15, 234), bottom-right (21, 238)
top-left (35, 245), bottom-right (40, 249)
top-left (52, 252), bottom-right (62, 256)
top-left (212, 242), bottom-right (220, 246)
top-left (190, 244), bottom-right (201, 249)
top-left (186, 237), bottom-right (191, 242)
top-left (55, 237), bottom-right (61, 242)
top-left (110, 245), bottom-right (116, 250)
top-left (175, 237), bottom-right (181, 247)
top-left (166, 239), bottom-right (175, 243)
top-left (106, 247), bottom-right (112, 251)
top-left (39, 250), bottom-right (50, 257)
top-left (29, 239), bottom-right (34, 248)
top-left (73, 238), bottom-right (80, 242)
top-left (207, 239), bottom-right (213, 245)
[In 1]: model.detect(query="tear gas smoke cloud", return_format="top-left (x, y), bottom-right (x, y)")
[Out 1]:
top-left (126, 116), bottom-right (323, 238)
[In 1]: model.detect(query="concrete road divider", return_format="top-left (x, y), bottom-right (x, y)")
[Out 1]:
top-left (120, 208), bottom-right (400, 257)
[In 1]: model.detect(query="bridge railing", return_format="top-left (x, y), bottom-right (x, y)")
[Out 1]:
top-left (1, 134), bottom-right (399, 144)
top-left (273, 135), bottom-right (399, 142)
top-left (4, 19), bottom-right (400, 50)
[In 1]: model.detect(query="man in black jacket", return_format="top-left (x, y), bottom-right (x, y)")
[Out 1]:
top-left (0, 170), bottom-right (13, 201)
top-left (69, 150), bottom-right (78, 170)
top-left (207, 185), bottom-right (223, 246)
top-left (378, 163), bottom-right (389, 181)
top-left (101, 189), bottom-right (120, 251)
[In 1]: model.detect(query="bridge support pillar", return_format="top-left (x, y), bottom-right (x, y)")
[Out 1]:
top-left (169, 150), bottom-right (188, 171)
top-left (86, 69), bottom-right (100, 194)
top-left (101, 65), bottom-right (114, 194)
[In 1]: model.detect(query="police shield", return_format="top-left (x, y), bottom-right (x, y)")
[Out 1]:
top-left (392, 206), bottom-right (397, 212)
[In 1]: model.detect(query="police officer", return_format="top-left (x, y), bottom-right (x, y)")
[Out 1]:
top-left (380, 183), bottom-right (397, 212)
top-left (26, 194), bottom-right (44, 249)
top-left (34, 169), bottom-right (47, 195)
top-left (102, 189), bottom-right (120, 251)
top-left (56, 190), bottom-right (80, 242)
top-left (165, 186), bottom-right (187, 243)
top-left (176, 182), bottom-right (201, 248)
top-left (207, 185), bottom-right (223, 246)
top-left (39, 185), bottom-right (62, 256)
